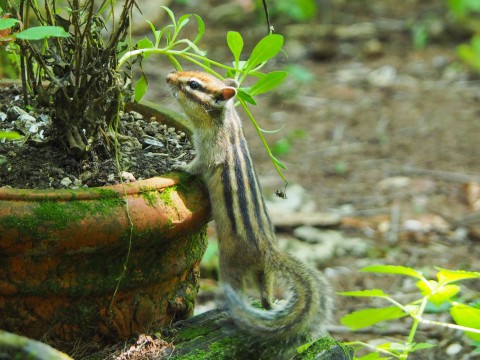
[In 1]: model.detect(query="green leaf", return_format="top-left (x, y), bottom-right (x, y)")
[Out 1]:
top-left (192, 14), bottom-right (205, 44)
top-left (134, 73), bottom-right (148, 103)
top-left (451, 303), bottom-right (480, 341)
top-left (16, 26), bottom-right (70, 40)
top-left (136, 37), bottom-right (154, 59)
top-left (237, 88), bottom-right (256, 105)
top-left (271, 155), bottom-right (287, 170)
top-left (340, 306), bottom-right (407, 330)
top-left (356, 353), bottom-right (382, 360)
top-left (177, 14), bottom-right (190, 30)
top-left (247, 71), bottom-right (288, 97)
top-left (0, 131), bottom-right (22, 140)
top-left (361, 265), bottom-right (424, 279)
top-left (435, 268), bottom-right (480, 284)
top-left (410, 342), bottom-right (436, 351)
top-left (246, 34), bottom-right (283, 70)
top-left (338, 289), bottom-right (389, 298)
top-left (272, 138), bottom-right (291, 157)
top-left (416, 280), bottom-right (460, 306)
top-left (161, 6), bottom-right (176, 26)
top-left (227, 31), bottom-right (244, 67)
top-left (0, 18), bottom-right (19, 31)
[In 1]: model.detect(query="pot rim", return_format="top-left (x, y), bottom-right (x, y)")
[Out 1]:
top-left (0, 174), bottom-right (184, 201)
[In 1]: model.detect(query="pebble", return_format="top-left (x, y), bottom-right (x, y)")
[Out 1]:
top-left (7, 106), bottom-right (27, 120)
top-left (368, 65), bottom-right (397, 87)
top-left (121, 171), bottom-right (136, 182)
top-left (60, 177), bottom-right (72, 187)
top-left (446, 343), bottom-right (462, 356)
top-left (0, 112), bottom-right (7, 121)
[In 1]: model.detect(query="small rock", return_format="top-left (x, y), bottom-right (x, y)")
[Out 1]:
top-left (0, 112), bottom-right (7, 121)
top-left (368, 65), bottom-right (397, 88)
top-left (122, 171), bottom-right (136, 182)
top-left (293, 226), bottom-right (341, 244)
top-left (446, 343), bottom-right (462, 356)
top-left (378, 176), bottom-right (411, 191)
top-left (60, 177), bottom-right (72, 187)
top-left (7, 105), bottom-right (27, 120)
top-left (107, 174), bottom-right (116, 182)
top-left (79, 171), bottom-right (93, 182)
top-left (18, 113), bottom-right (36, 123)
top-left (278, 236), bottom-right (336, 266)
top-left (73, 179), bottom-right (82, 187)
top-left (266, 183), bottom-right (316, 214)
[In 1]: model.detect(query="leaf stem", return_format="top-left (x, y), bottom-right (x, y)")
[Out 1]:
top-left (239, 98), bottom-right (287, 183)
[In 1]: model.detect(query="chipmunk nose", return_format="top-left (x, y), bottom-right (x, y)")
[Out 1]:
top-left (166, 72), bottom-right (176, 84)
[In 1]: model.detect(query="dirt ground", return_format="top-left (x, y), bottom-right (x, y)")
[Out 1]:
top-left (1, 0), bottom-right (479, 359)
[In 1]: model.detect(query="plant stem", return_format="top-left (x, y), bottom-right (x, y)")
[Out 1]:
top-left (401, 296), bottom-right (428, 359)
top-left (239, 98), bottom-right (287, 183)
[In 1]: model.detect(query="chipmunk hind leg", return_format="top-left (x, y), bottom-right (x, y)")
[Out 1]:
top-left (257, 269), bottom-right (274, 310)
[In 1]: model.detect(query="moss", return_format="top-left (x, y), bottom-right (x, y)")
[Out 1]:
top-left (294, 337), bottom-right (353, 360)
top-left (0, 188), bottom-right (123, 239)
top-left (138, 186), bottom-right (162, 207)
top-left (159, 186), bottom-right (175, 208)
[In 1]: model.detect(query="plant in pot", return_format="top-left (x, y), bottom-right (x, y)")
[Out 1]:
top-left (0, 0), bottom-right (289, 355)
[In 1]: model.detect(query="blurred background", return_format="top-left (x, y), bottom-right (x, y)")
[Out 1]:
top-left (140, 1), bottom-right (480, 358)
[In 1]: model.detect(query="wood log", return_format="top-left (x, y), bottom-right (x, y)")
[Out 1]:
top-left (162, 309), bottom-right (353, 360)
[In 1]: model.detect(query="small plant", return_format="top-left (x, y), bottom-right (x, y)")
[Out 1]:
top-left (448, 0), bottom-right (480, 71)
top-left (339, 265), bottom-right (480, 359)
top-left (0, 1), bottom-right (289, 181)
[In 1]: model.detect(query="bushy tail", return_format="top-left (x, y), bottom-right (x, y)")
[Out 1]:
top-left (223, 251), bottom-right (331, 342)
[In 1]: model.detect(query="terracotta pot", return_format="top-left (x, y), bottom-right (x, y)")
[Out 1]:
top-left (0, 101), bottom-right (211, 342)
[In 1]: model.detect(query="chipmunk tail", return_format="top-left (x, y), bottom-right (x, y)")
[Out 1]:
top-left (222, 252), bottom-right (331, 344)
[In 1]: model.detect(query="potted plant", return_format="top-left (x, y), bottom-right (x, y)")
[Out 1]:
top-left (0, 0), bottom-right (288, 353)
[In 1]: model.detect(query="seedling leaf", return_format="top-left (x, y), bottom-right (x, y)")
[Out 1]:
top-left (134, 73), bottom-right (148, 103)
top-left (435, 267), bottom-right (480, 284)
top-left (246, 34), bottom-right (283, 70)
top-left (450, 303), bottom-right (480, 341)
top-left (16, 26), bottom-right (70, 40)
top-left (338, 289), bottom-right (389, 298)
top-left (0, 18), bottom-right (19, 31)
top-left (361, 265), bottom-right (424, 279)
top-left (416, 280), bottom-right (460, 306)
top-left (341, 306), bottom-right (407, 330)
top-left (237, 88), bottom-right (256, 105)
top-left (247, 71), bottom-right (288, 96)
top-left (227, 31), bottom-right (244, 67)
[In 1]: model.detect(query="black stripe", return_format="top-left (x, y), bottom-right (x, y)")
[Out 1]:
top-left (222, 161), bottom-right (237, 236)
top-left (234, 143), bottom-right (257, 247)
top-left (240, 139), bottom-right (276, 235)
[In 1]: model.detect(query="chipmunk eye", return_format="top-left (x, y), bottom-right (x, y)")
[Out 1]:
top-left (188, 80), bottom-right (200, 90)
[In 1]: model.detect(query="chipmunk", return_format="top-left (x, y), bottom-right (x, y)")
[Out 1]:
top-left (166, 70), bottom-right (331, 345)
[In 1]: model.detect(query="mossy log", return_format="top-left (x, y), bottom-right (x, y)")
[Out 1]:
top-left (163, 309), bottom-right (353, 360)
top-left (0, 330), bottom-right (73, 360)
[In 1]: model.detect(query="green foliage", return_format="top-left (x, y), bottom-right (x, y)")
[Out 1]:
top-left (339, 265), bottom-right (480, 358)
top-left (271, 129), bottom-right (306, 157)
top-left (1, 3), bottom-right (288, 182)
top-left (0, 131), bottom-right (22, 140)
top-left (119, 13), bottom-right (288, 182)
top-left (448, 0), bottom-right (480, 71)
top-left (263, 0), bottom-right (317, 22)
top-left (448, 0), bottom-right (480, 18)
top-left (458, 35), bottom-right (480, 71)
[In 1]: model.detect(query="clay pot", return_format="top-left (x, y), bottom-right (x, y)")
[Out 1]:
top-left (0, 102), bottom-right (211, 342)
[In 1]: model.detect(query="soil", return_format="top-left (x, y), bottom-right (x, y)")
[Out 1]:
top-left (0, 84), bottom-right (194, 189)
top-left (2, 0), bottom-right (480, 359)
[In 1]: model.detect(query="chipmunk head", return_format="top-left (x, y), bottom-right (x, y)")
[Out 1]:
top-left (167, 71), bottom-right (237, 124)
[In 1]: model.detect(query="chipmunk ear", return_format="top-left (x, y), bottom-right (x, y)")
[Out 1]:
top-left (220, 86), bottom-right (237, 101)
top-left (224, 78), bottom-right (239, 88)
